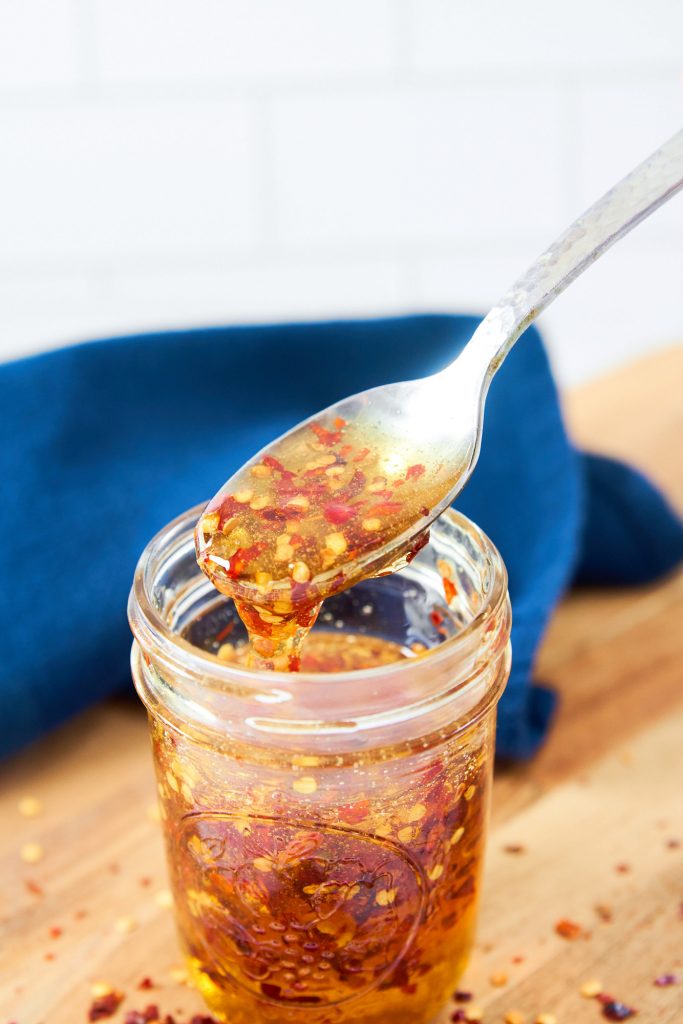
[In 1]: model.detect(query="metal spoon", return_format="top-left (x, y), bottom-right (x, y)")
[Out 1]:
top-left (198, 129), bottom-right (683, 615)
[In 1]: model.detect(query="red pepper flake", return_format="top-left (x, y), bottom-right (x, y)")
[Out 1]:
top-left (88, 991), bottom-right (124, 1020)
top-left (340, 468), bottom-right (366, 498)
top-left (48, 925), bottom-right (63, 939)
top-left (406, 463), bottom-right (425, 480)
top-left (511, 955), bottom-right (525, 964)
top-left (123, 1006), bottom-right (160, 1024)
top-left (213, 620), bottom-right (235, 644)
top-left (338, 799), bottom-right (370, 825)
top-left (139, 876), bottom-right (152, 888)
top-left (421, 506), bottom-right (430, 516)
top-left (44, 951), bottom-right (56, 961)
top-left (262, 454), bottom-right (288, 474)
top-left (615, 863), bottom-right (631, 874)
top-left (323, 501), bottom-right (358, 525)
top-left (430, 609), bottom-right (445, 627)
top-left (554, 918), bottom-right (584, 940)
top-left (224, 542), bottom-right (266, 578)
top-left (352, 446), bottom-right (370, 462)
top-left (138, 977), bottom-right (155, 990)
top-left (453, 991), bottom-right (473, 1002)
top-left (24, 878), bottom-right (43, 897)
top-left (74, 908), bottom-right (88, 920)
top-left (260, 507), bottom-right (287, 523)
top-left (601, 1000), bottom-right (637, 1020)
top-left (366, 501), bottom-right (403, 517)
top-left (333, 416), bottom-right (347, 430)
top-left (666, 838), bottom-right (680, 849)
top-left (452, 1012), bottom-right (467, 1022)
top-left (503, 843), bottom-right (526, 854)
top-left (654, 973), bottom-right (678, 986)
top-left (595, 903), bottom-right (613, 922)
top-left (310, 421), bottom-right (342, 447)
top-left (442, 577), bottom-right (457, 603)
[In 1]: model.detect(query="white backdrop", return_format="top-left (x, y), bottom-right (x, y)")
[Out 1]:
top-left (1, 0), bottom-right (681, 384)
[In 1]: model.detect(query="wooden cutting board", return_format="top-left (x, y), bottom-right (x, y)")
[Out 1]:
top-left (2, 346), bottom-right (682, 1024)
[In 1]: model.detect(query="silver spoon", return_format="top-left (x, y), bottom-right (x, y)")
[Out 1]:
top-left (197, 129), bottom-right (683, 618)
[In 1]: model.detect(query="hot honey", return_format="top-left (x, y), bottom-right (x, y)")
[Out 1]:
top-left (152, 630), bottom-right (490, 1024)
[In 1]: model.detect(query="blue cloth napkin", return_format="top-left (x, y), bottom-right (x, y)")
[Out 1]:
top-left (1, 315), bottom-right (681, 761)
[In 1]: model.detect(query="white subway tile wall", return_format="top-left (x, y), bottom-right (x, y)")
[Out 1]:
top-left (0, 1), bottom-right (681, 384)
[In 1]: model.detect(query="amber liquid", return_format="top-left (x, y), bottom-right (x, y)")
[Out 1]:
top-left (153, 629), bottom-right (490, 1024)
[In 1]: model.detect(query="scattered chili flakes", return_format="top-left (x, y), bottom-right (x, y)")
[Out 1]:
top-left (114, 915), bottom-right (138, 934)
top-left (139, 876), bottom-right (152, 888)
top-left (554, 917), bottom-right (584, 940)
top-left (511, 955), bottom-right (525, 964)
top-left (18, 796), bottom-right (43, 817)
top-left (75, 908), bottom-right (88, 920)
top-left (504, 1012), bottom-right (525, 1024)
top-left (615, 863), bottom-right (631, 874)
top-left (88, 989), bottom-right (124, 1020)
top-left (451, 1012), bottom-right (466, 1023)
top-left (155, 888), bottom-right (174, 909)
top-left (168, 966), bottom-right (189, 985)
top-left (20, 841), bottom-right (44, 864)
top-left (123, 1006), bottom-right (160, 1024)
top-left (594, 903), bottom-right (613, 922)
top-left (24, 878), bottom-right (43, 897)
top-left (138, 977), bottom-right (155, 990)
top-left (666, 838), bottom-right (680, 849)
top-left (653, 973), bottom-right (678, 986)
top-left (91, 983), bottom-right (117, 999)
top-left (503, 843), bottom-right (526, 854)
top-left (48, 925), bottom-right (63, 939)
top-left (453, 990), bottom-right (473, 1002)
top-left (600, 1000), bottom-right (637, 1020)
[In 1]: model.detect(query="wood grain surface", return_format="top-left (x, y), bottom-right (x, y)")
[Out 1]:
top-left (1, 346), bottom-right (682, 1024)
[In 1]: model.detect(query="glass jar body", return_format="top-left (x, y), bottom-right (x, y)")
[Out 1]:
top-left (130, 507), bottom-right (511, 1024)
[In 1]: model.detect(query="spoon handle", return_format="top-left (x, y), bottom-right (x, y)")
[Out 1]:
top-left (462, 128), bottom-right (683, 381)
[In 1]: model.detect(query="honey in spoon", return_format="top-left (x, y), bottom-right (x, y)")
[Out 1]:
top-left (195, 412), bottom-right (452, 670)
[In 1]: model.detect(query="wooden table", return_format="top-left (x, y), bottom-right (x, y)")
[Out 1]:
top-left (2, 348), bottom-right (682, 1024)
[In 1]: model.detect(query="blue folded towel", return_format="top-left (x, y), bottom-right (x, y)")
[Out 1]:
top-left (1, 315), bottom-right (681, 761)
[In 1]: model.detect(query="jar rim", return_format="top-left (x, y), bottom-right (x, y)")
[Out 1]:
top-left (129, 503), bottom-right (508, 697)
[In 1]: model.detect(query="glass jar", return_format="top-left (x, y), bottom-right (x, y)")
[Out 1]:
top-left (129, 505), bottom-right (511, 1024)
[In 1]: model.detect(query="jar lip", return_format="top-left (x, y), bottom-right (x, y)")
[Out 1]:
top-left (129, 504), bottom-right (508, 694)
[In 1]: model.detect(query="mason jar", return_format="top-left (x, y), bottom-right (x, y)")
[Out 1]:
top-left (129, 505), bottom-right (511, 1024)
